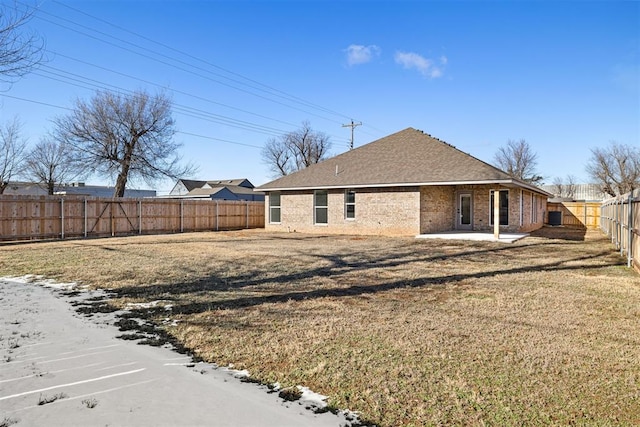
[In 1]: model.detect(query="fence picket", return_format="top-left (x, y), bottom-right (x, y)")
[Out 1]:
top-left (0, 195), bottom-right (264, 242)
top-left (600, 189), bottom-right (639, 272)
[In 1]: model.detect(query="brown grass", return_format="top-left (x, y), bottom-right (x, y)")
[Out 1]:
top-left (1, 227), bottom-right (639, 426)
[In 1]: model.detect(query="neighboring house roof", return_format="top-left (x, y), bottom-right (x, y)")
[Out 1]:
top-left (204, 179), bottom-right (254, 189)
top-left (3, 181), bottom-right (156, 197)
top-left (2, 181), bottom-right (48, 196)
top-left (55, 185), bottom-right (156, 198)
top-left (169, 178), bottom-right (255, 196)
top-left (160, 178), bottom-right (264, 200)
top-left (541, 183), bottom-right (607, 201)
top-left (179, 179), bottom-right (208, 191)
top-left (187, 185), bottom-right (263, 198)
top-left (257, 128), bottom-right (552, 196)
top-left (187, 187), bottom-right (233, 197)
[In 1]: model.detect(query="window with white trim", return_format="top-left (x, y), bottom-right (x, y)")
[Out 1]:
top-left (490, 190), bottom-right (509, 226)
top-left (314, 190), bottom-right (328, 224)
top-left (269, 192), bottom-right (281, 223)
top-left (345, 189), bottom-right (355, 220)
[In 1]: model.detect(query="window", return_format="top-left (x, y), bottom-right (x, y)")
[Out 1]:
top-left (345, 189), bottom-right (356, 219)
top-left (531, 193), bottom-right (538, 223)
top-left (490, 190), bottom-right (509, 226)
top-left (314, 190), bottom-right (328, 224)
top-left (269, 193), bottom-right (281, 223)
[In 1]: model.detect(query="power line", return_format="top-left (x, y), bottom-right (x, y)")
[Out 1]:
top-left (22, 1), bottom-right (357, 127)
top-left (53, 0), bottom-right (354, 122)
top-left (41, 54), bottom-right (303, 132)
top-left (10, 0), bottom-right (359, 149)
top-left (0, 93), bottom-right (263, 149)
top-left (0, 93), bottom-right (73, 111)
top-left (34, 58), bottom-right (352, 146)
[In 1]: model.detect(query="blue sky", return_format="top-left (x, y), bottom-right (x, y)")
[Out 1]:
top-left (1, 0), bottom-right (638, 193)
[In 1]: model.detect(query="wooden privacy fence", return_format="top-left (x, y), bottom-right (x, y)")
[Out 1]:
top-left (600, 189), bottom-right (639, 272)
top-left (0, 195), bottom-right (265, 242)
top-left (547, 201), bottom-right (601, 229)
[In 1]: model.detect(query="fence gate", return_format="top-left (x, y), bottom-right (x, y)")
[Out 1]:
top-left (87, 200), bottom-right (140, 237)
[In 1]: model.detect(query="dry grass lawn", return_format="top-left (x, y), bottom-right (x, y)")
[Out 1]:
top-left (1, 227), bottom-right (639, 426)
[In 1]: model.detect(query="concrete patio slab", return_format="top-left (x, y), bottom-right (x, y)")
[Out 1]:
top-left (416, 231), bottom-right (529, 243)
top-left (0, 278), bottom-right (354, 427)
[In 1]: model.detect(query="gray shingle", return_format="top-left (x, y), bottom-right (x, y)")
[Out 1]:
top-left (258, 128), bottom-right (527, 190)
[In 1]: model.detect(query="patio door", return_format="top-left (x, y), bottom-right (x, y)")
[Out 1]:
top-left (457, 193), bottom-right (473, 230)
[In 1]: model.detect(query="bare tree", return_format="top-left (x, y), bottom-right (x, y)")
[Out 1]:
top-left (586, 141), bottom-right (640, 197)
top-left (493, 139), bottom-right (542, 184)
top-left (552, 176), bottom-right (565, 198)
top-left (565, 174), bottom-right (577, 199)
top-left (23, 136), bottom-right (84, 195)
top-left (0, 1), bottom-right (43, 83)
top-left (262, 121), bottom-right (331, 177)
top-left (0, 118), bottom-right (27, 193)
top-left (54, 89), bottom-right (196, 197)
top-left (263, 137), bottom-right (293, 176)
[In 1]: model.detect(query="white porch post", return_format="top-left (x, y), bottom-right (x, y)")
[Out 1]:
top-left (493, 187), bottom-right (500, 239)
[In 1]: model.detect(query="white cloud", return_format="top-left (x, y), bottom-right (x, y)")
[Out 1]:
top-left (394, 51), bottom-right (446, 79)
top-left (344, 44), bottom-right (381, 66)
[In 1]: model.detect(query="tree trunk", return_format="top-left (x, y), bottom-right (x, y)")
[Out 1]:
top-left (114, 165), bottom-right (130, 197)
top-left (0, 181), bottom-right (6, 194)
top-left (47, 179), bottom-right (54, 195)
top-left (113, 141), bottom-right (136, 197)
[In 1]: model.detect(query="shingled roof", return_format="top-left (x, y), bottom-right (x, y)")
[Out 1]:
top-left (257, 128), bottom-right (549, 194)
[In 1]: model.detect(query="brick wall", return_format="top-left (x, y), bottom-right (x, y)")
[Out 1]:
top-left (419, 186), bottom-right (455, 233)
top-left (265, 184), bottom-right (546, 236)
top-left (265, 187), bottom-right (421, 236)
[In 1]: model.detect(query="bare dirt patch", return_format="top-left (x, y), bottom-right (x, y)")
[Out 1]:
top-left (1, 227), bottom-right (638, 426)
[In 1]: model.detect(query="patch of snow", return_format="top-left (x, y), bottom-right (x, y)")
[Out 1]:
top-left (0, 275), bottom-right (80, 290)
top-left (125, 300), bottom-right (170, 310)
top-left (230, 369), bottom-right (250, 379)
top-left (297, 385), bottom-right (328, 410)
top-left (161, 317), bottom-right (179, 327)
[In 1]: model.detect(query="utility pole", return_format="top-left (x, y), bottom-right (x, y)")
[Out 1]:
top-left (342, 119), bottom-right (362, 150)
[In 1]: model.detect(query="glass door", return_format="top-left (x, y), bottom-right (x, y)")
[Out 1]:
top-left (458, 193), bottom-right (473, 230)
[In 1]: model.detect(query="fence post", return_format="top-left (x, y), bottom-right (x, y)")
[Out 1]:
top-left (84, 198), bottom-right (88, 238)
top-left (180, 200), bottom-right (184, 233)
top-left (216, 200), bottom-right (219, 231)
top-left (60, 198), bottom-right (65, 240)
top-left (139, 199), bottom-right (143, 235)
top-left (246, 201), bottom-right (249, 229)
top-left (613, 200), bottom-right (618, 247)
top-left (628, 192), bottom-right (633, 268)
top-left (619, 200), bottom-right (624, 256)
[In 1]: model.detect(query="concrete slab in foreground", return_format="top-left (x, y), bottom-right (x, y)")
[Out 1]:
top-left (0, 278), bottom-right (355, 427)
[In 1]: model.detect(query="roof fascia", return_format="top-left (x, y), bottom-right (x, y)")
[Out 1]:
top-left (258, 180), bottom-right (553, 197)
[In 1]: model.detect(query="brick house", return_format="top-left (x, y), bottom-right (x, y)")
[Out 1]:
top-left (256, 128), bottom-right (551, 236)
